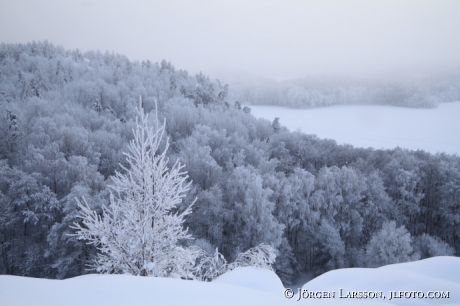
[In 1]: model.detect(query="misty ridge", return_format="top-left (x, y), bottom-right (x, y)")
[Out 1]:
top-left (224, 71), bottom-right (460, 109)
top-left (0, 41), bottom-right (459, 286)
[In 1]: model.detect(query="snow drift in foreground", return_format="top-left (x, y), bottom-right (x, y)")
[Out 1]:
top-left (0, 257), bottom-right (459, 306)
top-left (249, 101), bottom-right (460, 155)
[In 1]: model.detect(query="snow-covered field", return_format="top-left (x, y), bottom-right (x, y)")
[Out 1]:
top-left (1, 257), bottom-right (459, 306)
top-left (249, 102), bottom-right (460, 155)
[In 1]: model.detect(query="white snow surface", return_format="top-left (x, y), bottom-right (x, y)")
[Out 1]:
top-left (1, 257), bottom-right (459, 305)
top-left (303, 256), bottom-right (460, 305)
top-left (249, 102), bottom-right (460, 155)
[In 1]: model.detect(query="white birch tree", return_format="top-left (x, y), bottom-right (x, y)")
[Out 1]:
top-left (72, 106), bottom-right (198, 277)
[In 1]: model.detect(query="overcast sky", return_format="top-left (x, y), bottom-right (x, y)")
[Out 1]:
top-left (1, 0), bottom-right (459, 80)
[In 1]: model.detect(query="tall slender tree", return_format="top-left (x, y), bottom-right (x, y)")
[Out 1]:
top-left (72, 106), bottom-right (198, 277)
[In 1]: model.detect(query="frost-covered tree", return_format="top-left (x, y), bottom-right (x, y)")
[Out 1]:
top-left (272, 117), bottom-right (281, 133)
top-left (228, 243), bottom-right (276, 270)
top-left (412, 234), bottom-right (455, 259)
top-left (223, 166), bottom-right (283, 258)
top-left (364, 221), bottom-right (419, 268)
top-left (72, 106), bottom-right (199, 277)
top-left (315, 219), bottom-right (346, 270)
top-left (0, 162), bottom-right (58, 277)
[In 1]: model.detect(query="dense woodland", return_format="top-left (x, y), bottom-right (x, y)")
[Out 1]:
top-left (0, 41), bottom-right (459, 284)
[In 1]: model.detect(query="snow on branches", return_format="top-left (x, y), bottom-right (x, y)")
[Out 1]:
top-left (72, 106), bottom-right (197, 277)
top-left (193, 244), bottom-right (277, 281)
top-left (71, 104), bottom-right (277, 280)
top-left (229, 243), bottom-right (276, 271)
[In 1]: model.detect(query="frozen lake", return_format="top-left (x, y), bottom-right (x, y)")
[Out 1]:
top-left (249, 102), bottom-right (460, 155)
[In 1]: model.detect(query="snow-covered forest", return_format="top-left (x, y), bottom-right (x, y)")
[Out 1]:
top-left (0, 41), bottom-right (459, 285)
top-left (226, 73), bottom-right (460, 108)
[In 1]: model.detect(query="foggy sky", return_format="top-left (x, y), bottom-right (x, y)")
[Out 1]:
top-left (1, 0), bottom-right (460, 79)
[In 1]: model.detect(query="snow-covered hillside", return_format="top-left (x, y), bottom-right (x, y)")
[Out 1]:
top-left (1, 257), bottom-right (458, 306)
top-left (249, 102), bottom-right (460, 155)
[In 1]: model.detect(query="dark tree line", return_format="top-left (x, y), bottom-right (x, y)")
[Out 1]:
top-left (0, 41), bottom-right (458, 284)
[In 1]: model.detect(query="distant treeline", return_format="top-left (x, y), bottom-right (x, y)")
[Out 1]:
top-left (227, 73), bottom-right (460, 108)
top-left (0, 41), bottom-right (458, 284)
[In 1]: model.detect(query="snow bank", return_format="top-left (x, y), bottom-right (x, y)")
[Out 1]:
top-left (213, 266), bottom-right (284, 293)
top-left (0, 268), bottom-right (289, 306)
top-left (303, 256), bottom-right (460, 305)
top-left (1, 257), bottom-right (459, 306)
